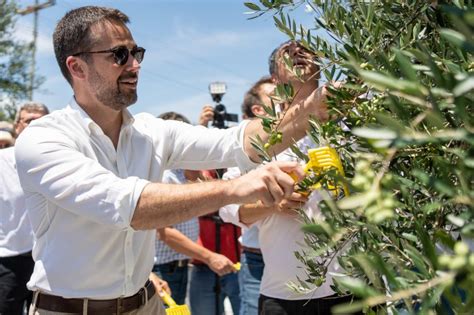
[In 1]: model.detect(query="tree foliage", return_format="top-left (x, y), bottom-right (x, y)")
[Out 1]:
top-left (247, 0), bottom-right (473, 313)
top-left (0, 0), bottom-right (41, 120)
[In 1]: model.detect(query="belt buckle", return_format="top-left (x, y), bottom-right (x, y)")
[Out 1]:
top-left (139, 288), bottom-right (146, 306)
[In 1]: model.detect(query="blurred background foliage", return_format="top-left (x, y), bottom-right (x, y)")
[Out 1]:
top-left (246, 0), bottom-right (473, 314)
top-left (0, 0), bottom-right (42, 121)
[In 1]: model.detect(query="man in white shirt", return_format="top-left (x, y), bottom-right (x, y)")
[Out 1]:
top-left (218, 76), bottom-right (281, 315)
top-left (221, 41), bottom-right (356, 315)
top-left (15, 7), bottom-right (332, 315)
top-left (0, 102), bottom-right (49, 315)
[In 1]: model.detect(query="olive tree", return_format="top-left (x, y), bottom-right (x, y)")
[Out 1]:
top-left (246, 1), bottom-right (473, 313)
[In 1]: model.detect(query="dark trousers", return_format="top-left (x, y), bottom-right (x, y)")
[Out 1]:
top-left (0, 252), bottom-right (34, 315)
top-left (259, 294), bottom-right (361, 315)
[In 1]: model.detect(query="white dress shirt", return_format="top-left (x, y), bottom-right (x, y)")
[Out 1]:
top-left (0, 147), bottom-right (34, 257)
top-left (219, 167), bottom-right (260, 249)
top-left (257, 192), bottom-right (341, 300)
top-left (258, 138), bottom-right (340, 300)
top-left (220, 137), bottom-right (340, 300)
top-left (14, 99), bottom-right (256, 299)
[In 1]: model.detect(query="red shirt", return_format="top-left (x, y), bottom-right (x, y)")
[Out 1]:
top-left (193, 214), bottom-right (241, 264)
top-left (192, 170), bottom-right (241, 264)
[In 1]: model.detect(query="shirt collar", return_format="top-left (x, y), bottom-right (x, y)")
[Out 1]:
top-left (68, 97), bottom-right (135, 135)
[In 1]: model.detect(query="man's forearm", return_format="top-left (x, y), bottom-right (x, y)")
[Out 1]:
top-left (238, 202), bottom-right (275, 225)
top-left (132, 180), bottom-right (234, 230)
top-left (243, 87), bottom-right (328, 162)
top-left (158, 227), bottom-right (213, 263)
top-left (131, 161), bottom-right (304, 230)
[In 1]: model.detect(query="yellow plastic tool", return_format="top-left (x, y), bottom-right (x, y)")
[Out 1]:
top-left (233, 262), bottom-right (241, 271)
top-left (292, 146), bottom-right (350, 197)
top-left (160, 291), bottom-right (191, 315)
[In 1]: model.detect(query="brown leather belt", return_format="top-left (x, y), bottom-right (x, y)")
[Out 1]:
top-left (158, 259), bottom-right (189, 269)
top-left (35, 280), bottom-right (155, 314)
top-left (242, 246), bottom-right (262, 254)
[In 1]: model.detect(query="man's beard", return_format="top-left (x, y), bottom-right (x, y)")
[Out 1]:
top-left (89, 68), bottom-right (138, 111)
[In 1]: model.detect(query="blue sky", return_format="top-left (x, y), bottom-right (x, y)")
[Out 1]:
top-left (14, 0), bottom-right (314, 124)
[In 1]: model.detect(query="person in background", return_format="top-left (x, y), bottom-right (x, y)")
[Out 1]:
top-left (0, 102), bottom-right (49, 315)
top-left (221, 41), bottom-right (355, 315)
top-left (218, 76), bottom-right (276, 315)
top-left (15, 6), bottom-right (332, 315)
top-left (0, 121), bottom-right (15, 149)
top-left (188, 107), bottom-right (241, 315)
top-left (154, 111), bottom-right (236, 305)
top-left (14, 103), bottom-right (50, 137)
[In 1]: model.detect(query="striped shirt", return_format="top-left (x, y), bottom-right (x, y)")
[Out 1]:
top-left (154, 169), bottom-right (199, 264)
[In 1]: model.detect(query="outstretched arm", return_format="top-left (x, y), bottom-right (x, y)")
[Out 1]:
top-left (131, 161), bottom-right (304, 230)
top-left (220, 192), bottom-right (308, 227)
top-left (243, 85), bottom-right (330, 162)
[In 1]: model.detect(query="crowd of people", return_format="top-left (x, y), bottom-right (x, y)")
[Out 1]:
top-left (0, 5), bottom-right (357, 315)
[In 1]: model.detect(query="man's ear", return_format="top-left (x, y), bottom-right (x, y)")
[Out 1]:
top-left (251, 105), bottom-right (265, 116)
top-left (66, 56), bottom-right (87, 81)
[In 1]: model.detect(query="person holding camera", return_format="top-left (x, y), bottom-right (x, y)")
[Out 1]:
top-left (218, 76), bottom-right (277, 315)
top-left (15, 6), bottom-right (333, 315)
top-left (188, 107), bottom-right (242, 315)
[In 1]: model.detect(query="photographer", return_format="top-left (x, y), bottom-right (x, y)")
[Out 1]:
top-left (189, 106), bottom-right (241, 315)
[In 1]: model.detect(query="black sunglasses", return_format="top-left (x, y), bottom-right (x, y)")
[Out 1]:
top-left (73, 46), bottom-right (146, 66)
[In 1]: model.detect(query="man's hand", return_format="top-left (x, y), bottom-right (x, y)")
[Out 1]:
top-left (149, 272), bottom-right (171, 296)
top-left (274, 192), bottom-right (308, 217)
top-left (229, 161), bottom-right (304, 207)
top-left (309, 82), bottom-right (343, 121)
top-left (206, 253), bottom-right (237, 276)
top-left (198, 105), bottom-right (214, 127)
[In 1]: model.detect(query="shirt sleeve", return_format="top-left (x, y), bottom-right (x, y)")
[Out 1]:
top-left (150, 118), bottom-right (259, 172)
top-left (217, 167), bottom-right (250, 228)
top-left (15, 123), bottom-right (149, 230)
top-left (218, 204), bottom-right (249, 228)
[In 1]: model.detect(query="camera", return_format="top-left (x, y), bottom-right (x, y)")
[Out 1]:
top-left (209, 82), bottom-right (238, 129)
top-left (213, 104), bottom-right (238, 129)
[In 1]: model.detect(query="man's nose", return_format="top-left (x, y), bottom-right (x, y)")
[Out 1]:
top-left (288, 42), bottom-right (300, 57)
top-left (126, 54), bottom-right (141, 72)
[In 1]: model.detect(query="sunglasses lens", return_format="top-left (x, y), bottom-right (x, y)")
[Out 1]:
top-left (132, 47), bottom-right (145, 64)
top-left (113, 47), bottom-right (130, 66)
top-left (111, 46), bottom-right (145, 65)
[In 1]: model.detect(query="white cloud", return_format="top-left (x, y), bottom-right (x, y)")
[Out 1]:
top-left (141, 18), bottom-right (277, 66)
top-left (305, 4), bottom-right (315, 13)
top-left (13, 21), bottom-right (53, 56)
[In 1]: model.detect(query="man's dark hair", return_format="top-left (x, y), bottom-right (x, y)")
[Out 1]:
top-left (53, 6), bottom-right (130, 85)
top-left (158, 112), bottom-right (191, 124)
top-left (241, 76), bottom-right (273, 118)
top-left (268, 40), bottom-right (292, 76)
